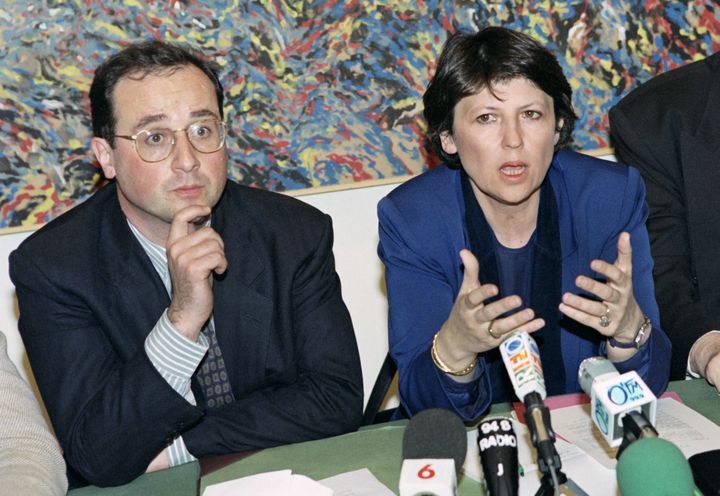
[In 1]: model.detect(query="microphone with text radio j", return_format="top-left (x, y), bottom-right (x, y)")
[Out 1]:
top-left (499, 331), bottom-right (566, 495)
top-left (477, 417), bottom-right (518, 496)
top-left (577, 356), bottom-right (657, 454)
top-left (399, 408), bottom-right (467, 496)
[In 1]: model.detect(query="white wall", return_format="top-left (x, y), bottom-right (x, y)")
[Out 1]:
top-left (0, 181), bottom-right (401, 409)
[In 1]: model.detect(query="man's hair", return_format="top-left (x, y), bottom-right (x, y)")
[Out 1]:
top-left (423, 27), bottom-right (577, 167)
top-left (89, 40), bottom-right (224, 147)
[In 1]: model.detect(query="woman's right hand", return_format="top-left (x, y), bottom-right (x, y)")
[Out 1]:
top-left (434, 249), bottom-right (545, 371)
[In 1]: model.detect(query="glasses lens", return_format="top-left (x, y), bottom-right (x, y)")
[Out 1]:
top-left (136, 129), bottom-right (173, 162)
top-left (188, 119), bottom-right (225, 153)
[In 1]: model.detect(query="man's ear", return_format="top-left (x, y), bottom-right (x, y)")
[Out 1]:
top-left (440, 131), bottom-right (457, 155)
top-left (91, 137), bottom-right (116, 179)
top-left (554, 118), bottom-right (564, 146)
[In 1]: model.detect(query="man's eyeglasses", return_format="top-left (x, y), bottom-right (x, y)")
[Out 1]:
top-left (113, 118), bottom-right (226, 163)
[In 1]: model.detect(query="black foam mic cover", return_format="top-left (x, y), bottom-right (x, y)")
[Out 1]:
top-left (689, 449), bottom-right (720, 495)
top-left (402, 408), bottom-right (467, 474)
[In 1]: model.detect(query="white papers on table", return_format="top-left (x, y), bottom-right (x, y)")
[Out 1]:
top-left (319, 468), bottom-right (396, 495)
top-left (202, 469), bottom-right (332, 496)
top-left (551, 397), bottom-right (720, 470)
top-left (203, 468), bottom-right (395, 496)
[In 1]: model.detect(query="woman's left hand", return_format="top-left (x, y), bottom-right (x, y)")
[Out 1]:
top-left (559, 232), bottom-right (644, 344)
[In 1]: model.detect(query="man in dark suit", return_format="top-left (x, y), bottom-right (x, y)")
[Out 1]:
top-left (9, 40), bottom-right (363, 488)
top-left (609, 52), bottom-right (720, 388)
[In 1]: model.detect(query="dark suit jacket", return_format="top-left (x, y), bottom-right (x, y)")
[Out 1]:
top-left (610, 52), bottom-right (720, 380)
top-left (9, 180), bottom-right (363, 488)
top-left (378, 150), bottom-right (670, 420)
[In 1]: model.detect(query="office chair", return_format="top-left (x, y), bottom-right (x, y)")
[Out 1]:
top-left (361, 352), bottom-right (398, 425)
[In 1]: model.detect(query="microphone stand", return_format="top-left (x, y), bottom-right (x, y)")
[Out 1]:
top-left (523, 392), bottom-right (568, 496)
top-left (616, 410), bottom-right (659, 460)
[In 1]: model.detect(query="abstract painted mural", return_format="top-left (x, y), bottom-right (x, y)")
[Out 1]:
top-left (1, 1), bottom-right (718, 229)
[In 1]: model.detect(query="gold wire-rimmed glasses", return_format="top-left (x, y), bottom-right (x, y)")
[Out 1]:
top-left (113, 118), bottom-right (226, 163)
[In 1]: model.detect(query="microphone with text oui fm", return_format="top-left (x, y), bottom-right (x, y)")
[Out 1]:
top-left (577, 356), bottom-right (657, 457)
top-left (477, 417), bottom-right (518, 496)
top-left (399, 408), bottom-right (467, 496)
top-left (499, 331), bottom-right (567, 495)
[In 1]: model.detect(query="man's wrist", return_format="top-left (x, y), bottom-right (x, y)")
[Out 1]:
top-left (689, 330), bottom-right (720, 378)
top-left (167, 305), bottom-right (204, 341)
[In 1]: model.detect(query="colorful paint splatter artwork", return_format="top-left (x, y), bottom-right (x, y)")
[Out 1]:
top-left (0, 1), bottom-right (718, 229)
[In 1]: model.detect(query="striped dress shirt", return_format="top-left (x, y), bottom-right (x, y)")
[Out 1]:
top-left (128, 221), bottom-right (211, 467)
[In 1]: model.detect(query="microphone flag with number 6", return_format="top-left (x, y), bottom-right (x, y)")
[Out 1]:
top-left (399, 408), bottom-right (467, 496)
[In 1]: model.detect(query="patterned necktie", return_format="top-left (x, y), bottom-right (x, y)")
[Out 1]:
top-left (195, 319), bottom-right (235, 408)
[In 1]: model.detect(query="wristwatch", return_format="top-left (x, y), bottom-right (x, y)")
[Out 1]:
top-left (609, 315), bottom-right (651, 350)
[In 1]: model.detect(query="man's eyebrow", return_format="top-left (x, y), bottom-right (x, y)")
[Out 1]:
top-left (134, 114), bottom-right (167, 131)
top-left (190, 109), bottom-right (220, 120)
top-left (133, 109), bottom-right (219, 132)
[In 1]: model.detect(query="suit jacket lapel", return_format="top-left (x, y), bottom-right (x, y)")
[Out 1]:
top-left (532, 181), bottom-right (565, 394)
top-left (98, 185), bottom-right (170, 347)
top-left (211, 186), bottom-right (274, 394)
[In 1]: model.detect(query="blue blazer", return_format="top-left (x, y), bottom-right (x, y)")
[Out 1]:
top-left (378, 150), bottom-right (671, 420)
top-left (10, 181), bottom-right (363, 488)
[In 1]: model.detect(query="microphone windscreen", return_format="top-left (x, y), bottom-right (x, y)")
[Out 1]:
top-left (402, 408), bottom-right (467, 473)
top-left (616, 437), bottom-right (695, 496)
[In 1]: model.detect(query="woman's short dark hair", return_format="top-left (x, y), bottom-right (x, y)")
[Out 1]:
top-left (90, 40), bottom-right (224, 147)
top-left (423, 27), bottom-right (577, 167)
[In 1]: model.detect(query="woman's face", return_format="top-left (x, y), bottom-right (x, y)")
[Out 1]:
top-left (441, 77), bottom-right (561, 212)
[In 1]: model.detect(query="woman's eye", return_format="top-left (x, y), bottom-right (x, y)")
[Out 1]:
top-left (523, 110), bottom-right (541, 119)
top-left (477, 114), bottom-right (495, 123)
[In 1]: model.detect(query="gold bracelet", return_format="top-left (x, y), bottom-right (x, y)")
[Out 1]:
top-left (430, 332), bottom-right (478, 376)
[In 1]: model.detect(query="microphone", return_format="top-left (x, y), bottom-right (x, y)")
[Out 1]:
top-left (577, 356), bottom-right (657, 452)
top-left (477, 417), bottom-right (518, 496)
top-left (689, 449), bottom-right (720, 495)
top-left (499, 331), bottom-right (565, 494)
top-left (616, 437), bottom-right (698, 496)
top-left (399, 408), bottom-right (467, 496)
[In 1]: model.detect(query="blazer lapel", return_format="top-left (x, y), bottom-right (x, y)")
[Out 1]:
top-left (211, 187), bottom-right (274, 394)
top-left (98, 187), bottom-right (170, 348)
top-left (531, 181), bottom-right (565, 395)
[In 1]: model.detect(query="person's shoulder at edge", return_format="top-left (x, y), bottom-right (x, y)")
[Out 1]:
top-left (0, 332), bottom-right (68, 495)
top-left (610, 52), bottom-right (720, 127)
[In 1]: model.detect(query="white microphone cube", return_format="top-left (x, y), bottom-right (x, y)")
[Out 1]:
top-left (589, 370), bottom-right (657, 447)
top-left (499, 331), bottom-right (547, 401)
top-left (399, 458), bottom-right (456, 496)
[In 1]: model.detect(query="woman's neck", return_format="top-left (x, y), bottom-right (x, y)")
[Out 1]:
top-left (473, 186), bottom-right (540, 249)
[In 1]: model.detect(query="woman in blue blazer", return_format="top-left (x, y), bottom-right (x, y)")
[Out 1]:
top-left (378, 27), bottom-right (671, 420)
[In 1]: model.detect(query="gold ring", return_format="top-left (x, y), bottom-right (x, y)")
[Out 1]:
top-left (487, 320), bottom-right (500, 339)
top-left (599, 305), bottom-right (611, 328)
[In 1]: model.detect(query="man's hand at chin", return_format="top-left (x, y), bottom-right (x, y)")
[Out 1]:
top-left (166, 204), bottom-right (227, 341)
